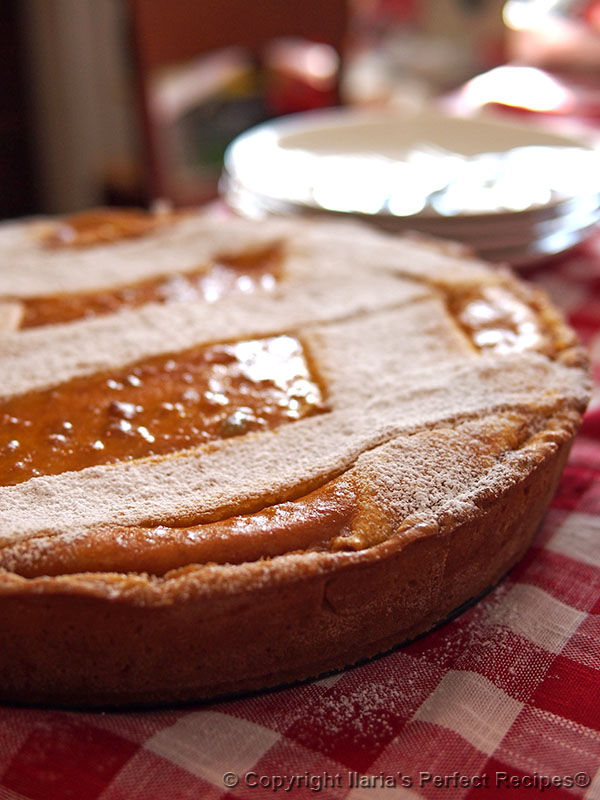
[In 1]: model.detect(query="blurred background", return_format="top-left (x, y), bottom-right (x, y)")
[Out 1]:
top-left (4, 0), bottom-right (600, 219)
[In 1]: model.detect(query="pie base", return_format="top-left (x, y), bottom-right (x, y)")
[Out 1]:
top-left (0, 424), bottom-right (572, 708)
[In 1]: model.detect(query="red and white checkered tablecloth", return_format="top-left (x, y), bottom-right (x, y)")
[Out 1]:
top-left (1, 235), bottom-right (600, 800)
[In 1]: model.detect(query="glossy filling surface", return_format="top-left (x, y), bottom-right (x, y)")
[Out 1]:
top-left (448, 285), bottom-right (550, 354)
top-left (39, 208), bottom-right (174, 249)
top-left (19, 246), bottom-right (281, 329)
top-left (0, 335), bottom-right (325, 486)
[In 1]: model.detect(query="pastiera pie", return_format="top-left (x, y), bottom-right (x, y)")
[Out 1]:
top-left (0, 209), bottom-right (590, 707)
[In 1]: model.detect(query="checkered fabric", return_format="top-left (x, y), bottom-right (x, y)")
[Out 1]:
top-left (1, 235), bottom-right (600, 800)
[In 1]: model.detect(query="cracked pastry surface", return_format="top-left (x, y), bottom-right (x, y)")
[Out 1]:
top-left (0, 210), bottom-right (590, 706)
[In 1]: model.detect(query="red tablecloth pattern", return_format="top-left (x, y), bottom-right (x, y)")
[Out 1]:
top-left (1, 235), bottom-right (600, 800)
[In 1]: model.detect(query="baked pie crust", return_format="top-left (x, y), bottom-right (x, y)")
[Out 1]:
top-left (0, 210), bottom-right (590, 707)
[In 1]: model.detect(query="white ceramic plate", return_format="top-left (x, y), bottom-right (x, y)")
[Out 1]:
top-left (223, 106), bottom-right (600, 265)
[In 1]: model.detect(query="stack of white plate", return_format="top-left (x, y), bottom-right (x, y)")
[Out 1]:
top-left (222, 106), bottom-right (600, 267)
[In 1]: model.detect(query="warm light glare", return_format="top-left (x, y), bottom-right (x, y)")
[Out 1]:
top-left (502, 0), bottom-right (559, 31)
top-left (302, 44), bottom-right (339, 82)
top-left (463, 66), bottom-right (575, 113)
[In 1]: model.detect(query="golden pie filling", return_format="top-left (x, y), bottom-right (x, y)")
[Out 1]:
top-left (449, 285), bottom-right (555, 355)
top-left (0, 335), bottom-right (325, 487)
top-left (19, 246), bottom-right (281, 329)
top-left (2, 483), bottom-right (355, 579)
top-left (39, 208), bottom-right (175, 249)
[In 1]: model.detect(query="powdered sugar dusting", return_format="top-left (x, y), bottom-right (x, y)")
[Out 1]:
top-left (0, 216), bottom-right (589, 556)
